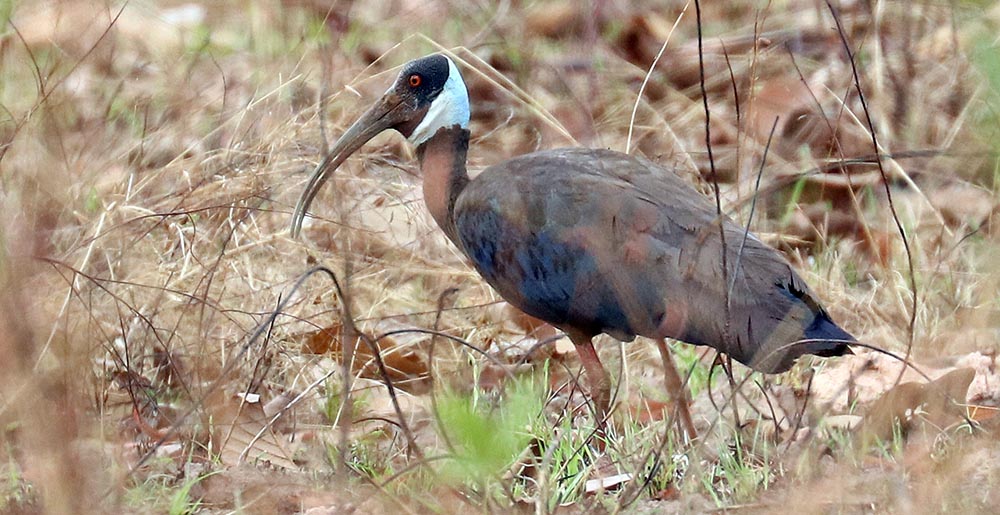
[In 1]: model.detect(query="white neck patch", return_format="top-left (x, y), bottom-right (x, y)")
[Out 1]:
top-left (407, 57), bottom-right (470, 146)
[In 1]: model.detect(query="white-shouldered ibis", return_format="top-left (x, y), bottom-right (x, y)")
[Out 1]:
top-left (291, 53), bottom-right (854, 440)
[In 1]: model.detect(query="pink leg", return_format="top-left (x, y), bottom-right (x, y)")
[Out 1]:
top-left (655, 338), bottom-right (698, 441)
top-left (567, 330), bottom-right (613, 423)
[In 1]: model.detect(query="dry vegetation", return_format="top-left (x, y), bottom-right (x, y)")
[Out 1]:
top-left (1, 0), bottom-right (999, 513)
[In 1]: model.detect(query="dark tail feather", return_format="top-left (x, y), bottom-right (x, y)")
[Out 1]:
top-left (803, 312), bottom-right (855, 357)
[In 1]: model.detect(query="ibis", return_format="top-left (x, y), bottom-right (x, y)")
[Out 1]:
top-left (291, 53), bottom-right (854, 440)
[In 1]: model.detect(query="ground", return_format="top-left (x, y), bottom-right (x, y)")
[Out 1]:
top-left (1, 0), bottom-right (999, 513)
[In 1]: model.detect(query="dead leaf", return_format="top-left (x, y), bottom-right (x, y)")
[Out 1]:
top-left (652, 484), bottom-right (681, 501)
top-left (525, 1), bottom-right (587, 39)
top-left (630, 398), bottom-right (672, 424)
top-left (208, 393), bottom-right (298, 470)
top-left (506, 304), bottom-right (559, 341)
top-left (262, 391), bottom-right (298, 433)
top-left (299, 321), bottom-right (430, 392)
top-left (821, 414), bottom-right (864, 432)
top-left (12, 1), bottom-right (204, 60)
top-left (857, 368), bottom-right (975, 448)
top-left (928, 183), bottom-right (995, 228)
top-left (476, 362), bottom-right (534, 392)
top-left (924, 368), bottom-right (977, 425)
top-left (968, 405), bottom-right (999, 424)
top-left (349, 378), bottom-right (427, 442)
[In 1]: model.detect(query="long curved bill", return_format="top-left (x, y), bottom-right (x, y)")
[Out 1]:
top-left (290, 94), bottom-right (405, 237)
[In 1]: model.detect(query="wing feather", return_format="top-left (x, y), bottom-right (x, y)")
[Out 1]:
top-left (454, 148), bottom-right (849, 372)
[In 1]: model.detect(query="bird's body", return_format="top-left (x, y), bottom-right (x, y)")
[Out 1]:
top-left (291, 54), bottom-right (854, 438)
top-left (454, 146), bottom-right (850, 374)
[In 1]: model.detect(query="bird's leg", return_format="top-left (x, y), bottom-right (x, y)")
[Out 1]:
top-left (655, 338), bottom-right (698, 442)
top-left (566, 330), bottom-right (613, 424)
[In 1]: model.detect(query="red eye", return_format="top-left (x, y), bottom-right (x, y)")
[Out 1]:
top-left (408, 74), bottom-right (422, 87)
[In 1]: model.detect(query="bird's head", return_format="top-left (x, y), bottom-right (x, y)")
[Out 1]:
top-left (290, 53), bottom-right (469, 236)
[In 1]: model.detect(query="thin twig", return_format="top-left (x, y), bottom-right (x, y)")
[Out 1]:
top-left (694, 0), bottom-right (732, 332)
top-left (728, 116), bottom-right (778, 300)
top-left (428, 287), bottom-right (460, 455)
top-left (784, 44), bottom-right (881, 256)
top-left (826, 1), bottom-right (918, 368)
top-left (625, 2), bottom-right (690, 153)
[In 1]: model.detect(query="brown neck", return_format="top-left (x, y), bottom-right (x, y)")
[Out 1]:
top-left (415, 126), bottom-right (470, 245)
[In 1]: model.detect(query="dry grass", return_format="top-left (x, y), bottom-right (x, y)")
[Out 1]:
top-left (1, 0), bottom-right (999, 513)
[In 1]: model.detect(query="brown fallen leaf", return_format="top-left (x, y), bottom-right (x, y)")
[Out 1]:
top-left (652, 484), bottom-right (681, 501)
top-left (299, 321), bottom-right (430, 392)
top-left (928, 183), bottom-right (996, 228)
top-left (351, 377), bottom-right (426, 433)
top-left (12, 1), bottom-right (205, 60)
top-left (968, 405), bottom-right (999, 424)
top-left (615, 15), bottom-right (753, 95)
top-left (503, 304), bottom-right (579, 359)
top-left (524, 1), bottom-right (588, 39)
top-left (629, 398), bottom-right (672, 424)
top-left (506, 304), bottom-right (559, 342)
top-left (131, 405), bottom-right (169, 441)
top-left (782, 204), bottom-right (895, 265)
top-left (821, 414), bottom-right (864, 432)
top-left (857, 368), bottom-right (975, 448)
top-left (476, 361), bottom-right (535, 392)
top-left (924, 368), bottom-right (978, 426)
top-left (208, 393), bottom-right (298, 470)
top-left (261, 391), bottom-right (298, 434)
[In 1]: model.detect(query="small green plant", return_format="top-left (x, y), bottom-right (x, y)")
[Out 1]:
top-left (874, 419), bottom-right (909, 461)
top-left (667, 340), bottom-right (716, 396)
top-left (436, 376), bottom-right (544, 485)
top-left (304, 15), bottom-right (332, 46)
top-left (781, 176), bottom-right (809, 225)
top-left (321, 378), bottom-right (367, 425)
top-left (533, 414), bottom-right (599, 509)
top-left (701, 428), bottom-right (777, 507)
top-left (324, 431), bottom-right (394, 479)
top-left (123, 457), bottom-right (182, 510)
top-left (0, 455), bottom-right (35, 511)
top-left (168, 470), bottom-right (219, 515)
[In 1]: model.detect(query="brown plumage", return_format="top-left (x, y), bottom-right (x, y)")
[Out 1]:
top-left (292, 54), bottom-right (854, 440)
top-left (455, 147), bottom-right (852, 374)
